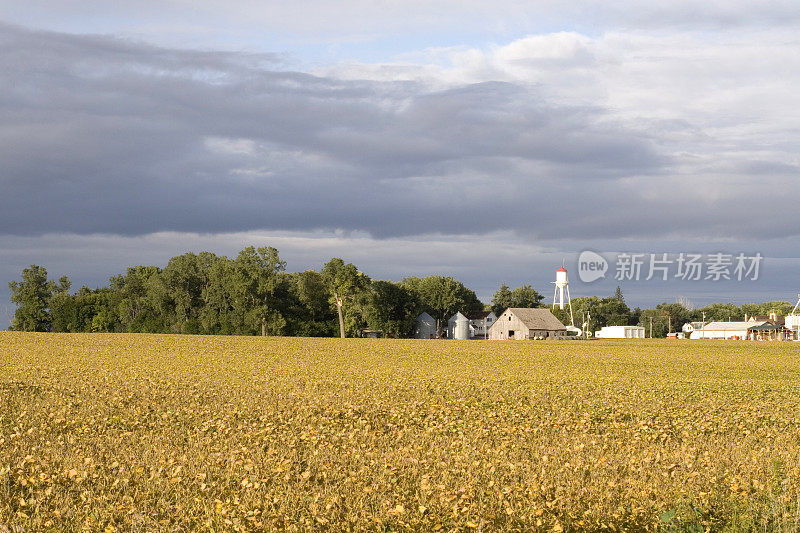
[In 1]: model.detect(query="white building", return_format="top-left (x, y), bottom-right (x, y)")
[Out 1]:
top-left (464, 311), bottom-right (497, 338)
top-left (595, 325), bottom-right (645, 339)
top-left (690, 321), bottom-right (766, 340)
top-left (787, 315), bottom-right (800, 340)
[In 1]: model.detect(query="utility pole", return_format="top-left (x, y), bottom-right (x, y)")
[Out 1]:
top-left (649, 315), bottom-right (653, 338)
top-left (335, 293), bottom-right (345, 339)
top-left (261, 316), bottom-right (266, 337)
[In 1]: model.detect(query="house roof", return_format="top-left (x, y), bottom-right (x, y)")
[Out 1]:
top-left (464, 311), bottom-right (492, 320)
top-left (702, 321), bottom-right (767, 331)
top-left (750, 315), bottom-right (786, 326)
top-left (748, 323), bottom-right (784, 330)
top-left (505, 308), bottom-right (566, 331)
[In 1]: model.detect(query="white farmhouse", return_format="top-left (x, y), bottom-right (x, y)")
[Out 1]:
top-left (465, 311), bottom-right (497, 338)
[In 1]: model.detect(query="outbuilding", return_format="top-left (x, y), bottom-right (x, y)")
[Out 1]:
top-left (691, 321), bottom-right (765, 340)
top-left (595, 325), bottom-right (646, 339)
top-left (488, 308), bottom-right (567, 340)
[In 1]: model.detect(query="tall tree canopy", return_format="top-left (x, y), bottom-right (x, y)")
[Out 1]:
top-left (403, 275), bottom-right (482, 333)
top-left (8, 265), bottom-right (64, 332)
top-left (491, 284), bottom-right (544, 315)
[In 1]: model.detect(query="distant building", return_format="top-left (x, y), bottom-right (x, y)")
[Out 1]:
top-left (488, 308), bottom-right (567, 340)
top-left (595, 325), bottom-right (646, 339)
top-left (358, 329), bottom-right (383, 339)
top-left (787, 315), bottom-right (800, 340)
top-left (682, 322), bottom-right (705, 336)
top-left (464, 311), bottom-right (497, 338)
top-left (689, 321), bottom-right (789, 340)
top-left (747, 312), bottom-right (785, 326)
top-left (413, 312), bottom-right (437, 339)
top-left (691, 321), bottom-right (759, 340)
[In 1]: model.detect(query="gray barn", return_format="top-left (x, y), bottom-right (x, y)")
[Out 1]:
top-left (488, 308), bottom-right (567, 340)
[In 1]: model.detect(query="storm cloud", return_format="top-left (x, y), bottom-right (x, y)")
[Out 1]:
top-left (4, 21), bottom-right (799, 243)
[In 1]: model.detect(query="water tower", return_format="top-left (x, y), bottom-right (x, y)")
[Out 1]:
top-left (552, 266), bottom-right (575, 327)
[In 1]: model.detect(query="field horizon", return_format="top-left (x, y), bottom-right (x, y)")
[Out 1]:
top-left (2, 333), bottom-right (800, 531)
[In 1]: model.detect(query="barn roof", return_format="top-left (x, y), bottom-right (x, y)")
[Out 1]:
top-left (702, 321), bottom-right (766, 331)
top-left (506, 308), bottom-right (566, 331)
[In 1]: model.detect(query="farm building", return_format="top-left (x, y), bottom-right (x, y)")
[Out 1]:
top-left (595, 325), bottom-right (646, 339)
top-left (787, 315), bottom-right (800, 340)
top-left (688, 321), bottom-right (792, 340)
top-left (691, 321), bottom-right (759, 339)
top-left (464, 311), bottom-right (497, 338)
top-left (413, 312), bottom-right (437, 339)
top-left (447, 312), bottom-right (471, 340)
top-left (488, 308), bottom-right (567, 340)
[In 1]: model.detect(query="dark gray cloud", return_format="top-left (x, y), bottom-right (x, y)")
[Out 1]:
top-left (2, 22), bottom-right (799, 244)
top-left (0, 22), bottom-right (666, 240)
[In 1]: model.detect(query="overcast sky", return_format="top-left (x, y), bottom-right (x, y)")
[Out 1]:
top-left (2, 2), bottom-right (800, 327)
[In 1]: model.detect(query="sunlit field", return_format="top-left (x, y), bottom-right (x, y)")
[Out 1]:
top-left (2, 333), bottom-right (800, 531)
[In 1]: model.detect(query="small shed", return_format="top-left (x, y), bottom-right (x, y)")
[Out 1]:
top-left (414, 312), bottom-right (437, 339)
top-left (488, 308), bottom-right (566, 340)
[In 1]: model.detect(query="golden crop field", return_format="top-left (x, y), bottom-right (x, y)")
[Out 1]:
top-left (2, 333), bottom-right (800, 531)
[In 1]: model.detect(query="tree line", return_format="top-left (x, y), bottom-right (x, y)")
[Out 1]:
top-left (7, 246), bottom-right (794, 337)
top-left (8, 246), bottom-right (485, 337)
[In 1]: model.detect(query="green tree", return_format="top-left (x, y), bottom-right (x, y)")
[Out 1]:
top-left (491, 283), bottom-right (544, 315)
top-left (110, 266), bottom-right (165, 333)
top-left (321, 258), bottom-right (371, 336)
top-left (363, 280), bottom-right (420, 337)
top-left (232, 246), bottom-right (288, 335)
top-left (695, 303), bottom-right (741, 322)
top-left (491, 283), bottom-right (513, 316)
top-left (285, 270), bottom-right (336, 336)
top-left (403, 276), bottom-right (482, 335)
top-left (510, 285), bottom-right (544, 308)
top-left (637, 303), bottom-right (691, 337)
top-left (9, 265), bottom-right (55, 331)
top-left (49, 276), bottom-right (74, 332)
top-left (741, 301), bottom-right (794, 318)
top-left (613, 285), bottom-right (625, 303)
top-left (656, 302), bottom-right (691, 334)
